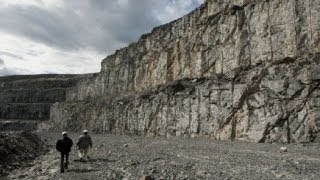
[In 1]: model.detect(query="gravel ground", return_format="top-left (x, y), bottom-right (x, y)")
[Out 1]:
top-left (3, 132), bottom-right (320, 180)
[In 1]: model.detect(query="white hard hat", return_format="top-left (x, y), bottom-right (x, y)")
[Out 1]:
top-left (62, 131), bottom-right (68, 135)
top-left (83, 129), bottom-right (88, 133)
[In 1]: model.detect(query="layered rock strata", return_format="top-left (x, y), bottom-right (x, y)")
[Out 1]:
top-left (51, 0), bottom-right (320, 143)
top-left (0, 74), bottom-right (86, 131)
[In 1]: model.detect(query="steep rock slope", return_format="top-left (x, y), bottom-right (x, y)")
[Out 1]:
top-left (51, 0), bottom-right (320, 143)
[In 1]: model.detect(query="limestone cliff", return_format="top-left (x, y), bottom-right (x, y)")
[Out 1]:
top-left (51, 0), bottom-right (320, 143)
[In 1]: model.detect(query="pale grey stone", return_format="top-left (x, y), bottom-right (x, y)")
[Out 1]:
top-left (1, 0), bottom-right (319, 143)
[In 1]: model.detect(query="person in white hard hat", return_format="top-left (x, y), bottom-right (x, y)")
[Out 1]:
top-left (76, 130), bottom-right (92, 162)
top-left (56, 131), bottom-right (73, 173)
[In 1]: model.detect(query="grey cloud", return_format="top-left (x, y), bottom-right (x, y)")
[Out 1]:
top-left (0, 5), bottom-right (91, 51)
top-left (0, 51), bottom-right (23, 60)
top-left (0, 67), bottom-right (16, 76)
top-left (0, 0), bottom-right (162, 54)
top-left (0, 59), bottom-right (17, 76)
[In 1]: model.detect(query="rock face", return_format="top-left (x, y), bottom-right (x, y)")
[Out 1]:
top-left (50, 0), bottom-right (319, 143)
top-left (0, 74), bottom-right (86, 131)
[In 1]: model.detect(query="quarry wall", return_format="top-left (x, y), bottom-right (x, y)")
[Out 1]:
top-left (0, 74), bottom-right (86, 131)
top-left (49, 0), bottom-right (320, 143)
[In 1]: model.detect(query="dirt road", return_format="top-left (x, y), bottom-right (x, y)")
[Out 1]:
top-left (4, 132), bottom-right (320, 179)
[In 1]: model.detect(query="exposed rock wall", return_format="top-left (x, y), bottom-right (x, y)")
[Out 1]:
top-left (0, 89), bottom-right (66, 103)
top-left (51, 0), bottom-right (320, 143)
top-left (0, 74), bottom-right (86, 131)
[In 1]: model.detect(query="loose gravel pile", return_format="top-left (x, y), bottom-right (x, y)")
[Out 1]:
top-left (4, 132), bottom-right (320, 179)
top-left (0, 131), bottom-right (48, 176)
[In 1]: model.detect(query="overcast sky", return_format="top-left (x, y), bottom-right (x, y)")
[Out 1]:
top-left (0, 0), bottom-right (203, 76)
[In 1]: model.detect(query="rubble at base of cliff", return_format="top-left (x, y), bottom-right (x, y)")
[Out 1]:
top-left (0, 131), bottom-right (48, 176)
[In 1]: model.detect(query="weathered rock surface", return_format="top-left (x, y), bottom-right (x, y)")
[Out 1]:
top-left (0, 74), bottom-right (86, 131)
top-left (50, 0), bottom-right (320, 143)
top-left (0, 120), bottom-right (37, 131)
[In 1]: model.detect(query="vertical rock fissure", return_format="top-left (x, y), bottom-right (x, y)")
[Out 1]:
top-left (230, 72), bottom-right (236, 140)
top-left (308, 0), bottom-right (313, 45)
top-left (221, 51), bottom-right (224, 74)
top-left (188, 97), bottom-right (192, 137)
top-left (196, 92), bottom-right (201, 135)
top-left (267, 0), bottom-right (274, 62)
top-left (293, 0), bottom-right (298, 53)
top-left (246, 5), bottom-right (254, 67)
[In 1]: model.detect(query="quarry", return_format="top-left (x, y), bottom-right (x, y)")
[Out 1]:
top-left (1, 0), bottom-right (320, 179)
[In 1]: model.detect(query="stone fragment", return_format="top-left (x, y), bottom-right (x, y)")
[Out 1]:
top-left (140, 175), bottom-right (154, 180)
top-left (196, 170), bottom-right (208, 178)
top-left (280, 147), bottom-right (288, 153)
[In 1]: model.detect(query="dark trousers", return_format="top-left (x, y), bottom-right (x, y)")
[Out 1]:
top-left (60, 152), bottom-right (69, 173)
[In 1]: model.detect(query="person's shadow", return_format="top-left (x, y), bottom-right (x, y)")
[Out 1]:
top-left (73, 158), bottom-right (116, 163)
top-left (67, 168), bottom-right (98, 173)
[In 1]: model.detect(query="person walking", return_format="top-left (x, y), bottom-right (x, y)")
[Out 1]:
top-left (76, 130), bottom-right (92, 162)
top-left (56, 131), bottom-right (73, 173)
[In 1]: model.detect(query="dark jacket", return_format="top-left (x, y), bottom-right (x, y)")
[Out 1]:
top-left (76, 135), bottom-right (92, 149)
top-left (56, 137), bottom-right (73, 153)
